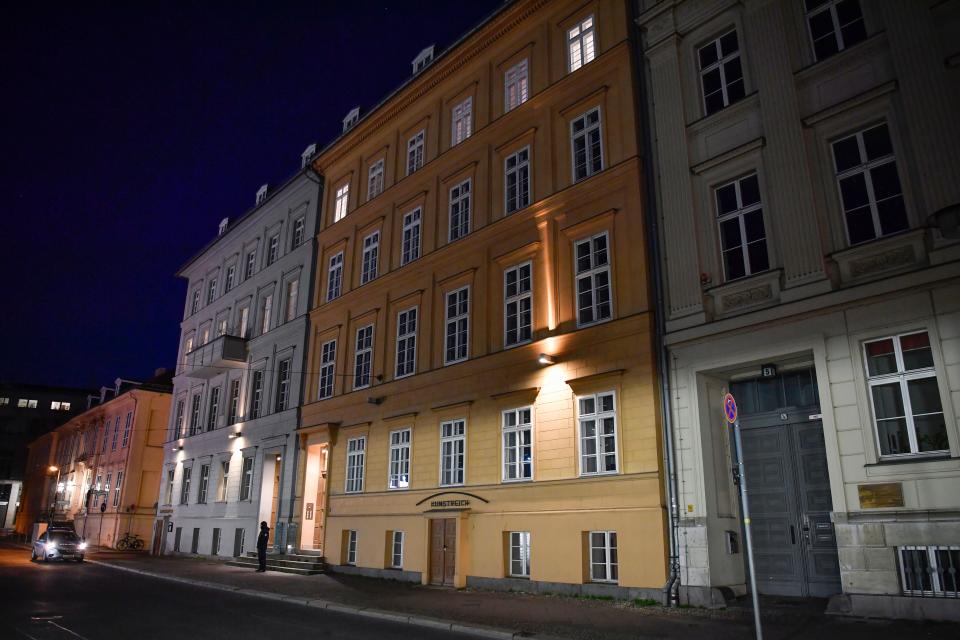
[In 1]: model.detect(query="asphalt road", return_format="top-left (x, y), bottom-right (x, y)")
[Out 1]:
top-left (0, 545), bottom-right (481, 640)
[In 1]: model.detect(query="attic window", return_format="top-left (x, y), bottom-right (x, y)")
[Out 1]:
top-left (256, 184), bottom-right (269, 205)
top-left (343, 107), bottom-right (360, 133)
top-left (412, 45), bottom-right (435, 75)
top-left (218, 218), bottom-right (229, 236)
top-left (301, 143), bottom-right (317, 168)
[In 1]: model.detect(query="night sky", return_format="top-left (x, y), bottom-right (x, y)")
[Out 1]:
top-left (1, 0), bottom-right (502, 390)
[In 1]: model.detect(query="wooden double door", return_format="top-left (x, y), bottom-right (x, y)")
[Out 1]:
top-left (429, 518), bottom-right (457, 586)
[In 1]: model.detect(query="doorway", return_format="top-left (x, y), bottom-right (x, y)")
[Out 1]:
top-left (257, 453), bottom-right (282, 546)
top-left (429, 518), bottom-right (457, 586)
top-left (731, 367), bottom-right (841, 597)
top-left (300, 443), bottom-right (328, 552)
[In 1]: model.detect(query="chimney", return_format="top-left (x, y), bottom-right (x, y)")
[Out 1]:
top-left (256, 184), bottom-right (269, 205)
top-left (218, 217), bottom-right (229, 235)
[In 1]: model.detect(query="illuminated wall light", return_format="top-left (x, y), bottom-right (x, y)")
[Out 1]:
top-left (227, 431), bottom-right (242, 439)
top-left (537, 353), bottom-right (555, 365)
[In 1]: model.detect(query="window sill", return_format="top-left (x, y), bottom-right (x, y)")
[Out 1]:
top-left (865, 454), bottom-right (953, 467)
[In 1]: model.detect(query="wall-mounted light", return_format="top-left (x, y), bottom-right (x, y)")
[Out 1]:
top-left (171, 445), bottom-right (183, 452)
top-left (367, 396), bottom-right (384, 405)
top-left (930, 203), bottom-right (960, 239)
top-left (227, 431), bottom-right (242, 439)
top-left (538, 353), bottom-right (555, 365)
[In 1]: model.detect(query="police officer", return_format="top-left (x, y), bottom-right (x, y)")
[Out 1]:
top-left (256, 521), bottom-right (269, 572)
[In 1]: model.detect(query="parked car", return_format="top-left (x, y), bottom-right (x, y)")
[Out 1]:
top-left (31, 530), bottom-right (87, 562)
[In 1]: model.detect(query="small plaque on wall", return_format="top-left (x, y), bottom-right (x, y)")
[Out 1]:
top-left (858, 483), bottom-right (904, 508)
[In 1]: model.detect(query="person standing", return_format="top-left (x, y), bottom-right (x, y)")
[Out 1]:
top-left (256, 521), bottom-right (269, 572)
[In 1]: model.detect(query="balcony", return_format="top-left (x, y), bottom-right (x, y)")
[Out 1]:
top-left (184, 334), bottom-right (248, 379)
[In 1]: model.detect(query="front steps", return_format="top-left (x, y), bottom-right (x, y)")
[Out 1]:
top-left (226, 551), bottom-right (326, 575)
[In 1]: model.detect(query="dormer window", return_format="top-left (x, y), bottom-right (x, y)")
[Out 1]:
top-left (343, 107), bottom-right (360, 132)
top-left (256, 184), bottom-right (269, 205)
top-left (301, 143), bottom-right (317, 168)
top-left (412, 45), bottom-right (435, 75)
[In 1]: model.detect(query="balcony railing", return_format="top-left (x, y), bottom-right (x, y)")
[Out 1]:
top-left (184, 334), bottom-right (248, 379)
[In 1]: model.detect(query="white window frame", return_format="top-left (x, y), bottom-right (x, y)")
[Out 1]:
top-left (448, 178), bottom-right (471, 242)
top-left (227, 379), bottom-right (241, 425)
top-left (567, 15), bottom-right (596, 72)
top-left (589, 531), bottom-right (618, 583)
top-left (292, 217), bottom-right (305, 248)
top-left (401, 208), bottom-right (422, 265)
top-left (345, 436), bottom-right (366, 493)
top-left (715, 173), bottom-right (769, 282)
top-left (245, 251), bottom-right (256, 279)
top-left (239, 456), bottom-right (254, 501)
top-left (165, 469), bottom-right (175, 505)
top-left (391, 531), bottom-right (404, 569)
top-left (197, 463), bottom-right (210, 504)
top-left (249, 370), bottom-right (264, 419)
top-left (327, 251), bottom-right (344, 302)
top-left (577, 391), bottom-right (619, 476)
top-left (574, 232), bottom-right (613, 327)
top-left (367, 158), bottom-right (385, 201)
top-left (334, 183), bottom-right (350, 223)
top-left (260, 293), bottom-right (273, 335)
top-left (444, 286), bottom-right (470, 365)
top-left (189, 395), bottom-right (201, 436)
top-left (897, 545), bottom-right (960, 597)
top-left (179, 466), bottom-right (192, 505)
top-left (509, 531), bottom-right (530, 577)
top-left (353, 325), bottom-right (374, 390)
top-left (207, 277), bottom-right (217, 305)
top-left (504, 59), bottom-right (529, 111)
top-left (570, 108), bottom-right (603, 182)
top-left (395, 307), bottom-right (418, 379)
top-left (275, 358), bottom-right (291, 412)
top-left (407, 130), bottom-right (425, 176)
top-left (388, 428), bottom-right (412, 490)
top-left (225, 265), bottom-right (236, 292)
top-left (360, 231), bottom-right (380, 284)
top-left (504, 146), bottom-right (531, 215)
top-left (121, 411), bottom-right (132, 448)
top-left (504, 261), bottom-right (533, 348)
top-left (267, 234), bottom-right (279, 265)
top-left (113, 470), bottom-right (123, 507)
top-left (285, 279), bottom-right (299, 322)
top-left (805, 0), bottom-right (866, 62)
top-left (451, 97), bottom-right (472, 146)
top-left (207, 386), bottom-right (220, 430)
top-left (191, 289), bottom-right (200, 315)
top-left (318, 339), bottom-right (337, 400)
top-left (439, 419), bottom-right (466, 487)
top-left (502, 407), bottom-right (533, 482)
top-left (697, 29), bottom-right (744, 116)
top-left (346, 530), bottom-right (358, 565)
top-left (238, 307), bottom-right (249, 338)
top-left (217, 460), bottom-right (230, 502)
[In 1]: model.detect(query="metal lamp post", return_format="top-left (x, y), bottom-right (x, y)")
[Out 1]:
top-left (47, 465), bottom-right (61, 521)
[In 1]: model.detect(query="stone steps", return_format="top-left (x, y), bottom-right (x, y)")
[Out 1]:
top-left (225, 552), bottom-right (326, 575)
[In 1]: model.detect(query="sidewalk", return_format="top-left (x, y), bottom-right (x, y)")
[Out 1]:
top-left (87, 554), bottom-right (955, 640)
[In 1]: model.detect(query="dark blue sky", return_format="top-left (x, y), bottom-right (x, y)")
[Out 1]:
top-left (0, 0), bottom-right (501, 389)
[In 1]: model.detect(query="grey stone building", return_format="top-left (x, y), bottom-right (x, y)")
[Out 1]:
top-left (156, 152), bottom-right (321, 559)
top-left (634, 0), bottom-right (959, 620)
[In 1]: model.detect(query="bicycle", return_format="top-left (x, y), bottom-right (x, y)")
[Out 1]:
top-left (115, 532), bottom-right (144, 550)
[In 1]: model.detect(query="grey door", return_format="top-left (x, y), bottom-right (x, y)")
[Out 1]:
top-left (741, 418), bottom-right (840, 597)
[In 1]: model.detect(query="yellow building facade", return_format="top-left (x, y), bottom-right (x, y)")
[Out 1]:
top-left (297, 0), bottom-right (666, 597)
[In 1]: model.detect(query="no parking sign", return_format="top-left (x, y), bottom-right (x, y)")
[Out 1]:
top-left (723, 393), bottom-right (738, 424)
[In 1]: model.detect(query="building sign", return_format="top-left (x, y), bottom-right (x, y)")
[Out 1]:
top-left (430, 499), bottom-right (470, 508)
top-left (305, 503), bottom-right (314, 520)
top-left (858, 483), bottom-right (904, 509)
top-left (416, 491), bottom-right (489, 510)
top-left (760, 364), bottom-right (777, 378)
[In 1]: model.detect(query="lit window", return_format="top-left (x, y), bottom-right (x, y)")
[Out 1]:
top-left (164, 469), bottom-right (175, 505)
top-left (327, 252), bottom-right (344, 302)
top-left (360, 231), bottom-right (380, 284)
top-left (509, 531), bottom-right (530, 577)
top-left (504, 59), bottom-right (529, 111)
top-left (239, 456), bottom-right (254, 501)
top-left (578, 391), bottom-right (618, 475)
top-left (502, 407), bottom-right (533, 481)
top-left (567, 15), bottom-right (596, 72)
top-left (505, 147), bottom-right (531, 214)
top-left (571, 108), bottom-right (603, 181)
top-left (353, 325), bottom-right (374, 390)
top-left (217, 319), bottom-right (227, 337)
top-left (574, 232), bottom-right (612, 326)
top-left (401, 208), bottom-right (421, 265)
top-left (805, 0), bottom-right (866, 62)
top-left (396, 307), bottom-right (418, 378)
top-left (225, 265), bottom-right (236, 292)
top-left (589, 531), bottom-right (618, 583)
top-left (698, 29), bottom-right (744, 116)
top-left (444, 286), bottom-right (470, 365)
top-left (388, 428), bottom-right (411, 489)
top-left (449, 179), bottom-right (471, 242)
top-left (367, 159), bottom-right (385, 201)
top-left (0, 397), bottom-right (8, 406)
top-left (50, 401), bottom-right (61, 410)
top-left (285, 279), bottom-right (299, 322)
top-left (451, 97), bottom-right (472, 146)
top-left (318, 340), bottom-right (337, 400)
top-left (440, 419), bottom-right (466, 486)
top-left (207, 277), bottom-right (218, 304)
top-left (345, 436), bottom-right (366, 493)
top-left (238, 307), bottom-right (249, 338)
top-left (407, 130), bottom-right (425, 175)
top-left (504, 262), bottom-right (532, 347)
top-left (715, 173), bottom-right (769, 281)
top-left (391, 531), bottom-right (404, 569)
top-left (334, 183), bottom-right (350, 223)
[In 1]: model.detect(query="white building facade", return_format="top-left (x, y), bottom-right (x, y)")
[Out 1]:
top-left (635, 0), bottom-right (960, 620)
top-left (157, 164), bottom-right (321, 559)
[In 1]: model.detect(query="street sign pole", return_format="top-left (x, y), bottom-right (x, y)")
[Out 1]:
top-left (724, 393), bottom-right (762, 640)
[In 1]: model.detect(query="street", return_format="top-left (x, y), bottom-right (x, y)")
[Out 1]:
top-left (0, 545), bottom-right (480, 640)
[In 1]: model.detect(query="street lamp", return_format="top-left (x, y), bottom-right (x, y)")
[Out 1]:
top-left (48, 465), bottom-right (61, 521)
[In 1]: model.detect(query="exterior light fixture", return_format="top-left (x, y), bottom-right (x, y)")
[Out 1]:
top-left (538, 353), bottom-right (555, 365)
top-left (367, 396), bottom-right (384, 405)
top-left (929, 203), bottom-right (960, 239)
top-left (228, 431), bottom-right (242, 439)
top-left (171, 445), bottom-right (183, 452)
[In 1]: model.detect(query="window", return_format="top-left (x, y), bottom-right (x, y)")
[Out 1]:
top-left (292, 217), bottom-right (305, 248)
top-left (698, 29), bottom-right (744, 116)
top-left (391, 531), bottom-right (404, 569)
top-left (267, 234), bottom-right (280, 265)
top-left (0, 397), bottom-right (8, 406)
top-left (334, 183), bottom-right (349, 223)
top-left (388, 428), bottom-right (411, 490)
top-left (318, 340), bottom-right (337, 400)
top-left (716, 173), bottom-right (769, 281)
top-left (504, 59), bottom-right (529, 111)
top-left (217, 319), bottom-right (227, 337)
top-left (505, 147), bottom-right (531, 214)
top-left (444, 287), bottom-right (470, 365)
top-left (502, 407), bottom-right (533, 481)
top-left (227, 379), bottom-right (241, 424)
top-left (360, 231), bottom-right (380, 284)
top-left (448, 179), bottom-right (471, 241)
top-left (327, 252), bottom-right (344, 302)
top-left (173, 399), bottom-right (185, 438)
top-left (260, 294), bottom-right (273, 334)
top-left (285, 279), bottom-right (299, 322)
top-left (111, 415), bottom-right (121, 450)
top-left (197, 464), bottom-right (210, 503)
top-left (451, 97), bottom-right (472, 145)
top-left (346, 530), bottom-right (358, 565)
top-left (401, 208), bottom-right (422, 265)
top-left (345, 436), bottom-right (366, 493)
top-left (509, 531), bottom-right (531, 577)
top-left (104, 473), bottom-right (112, 496)
top-left (180, 467), bottom-right (192, 505)
top-left (353, 325), bottom-right (374, 390)
top-left (207, 386), bottom-right (220, 430)
top-left (189, 393), bottom-right (202, 435)
top-left (239, 457), bottom-right (254, 501)
top-left (121, 412), bottom-right (132, 448)
top-left (575, 232), bottom-right (612, 326)
top-left (440, 419), bottom-right (466, 486)
top-left (217, 460), bottom-right (230, 502)
top-left (249, 371), bottom-right (264, 419)
top-left (165, 469), bottom-right (175, 505)
top-left (191, 289), bottom-right (200, 315)
top-left (207, 277), bottom-right (218, 305)
top-left (864, 332), bottom-right (948, 457)
top-left (395, 307), bottom-right (418, 378)
top-left (245, 251), bottom-right (257, 279)
top-left (225, 265), bottom-right (236, 292)
top-left (831, 122), bottom-right (907, 246)
top-left (113, 471), bottom-right (123, 507)
top-left (571, 108), bottom-right (603, 181)
top-left (407, 130), bottom-right (425, 175)
top-left (589, 531), bottom-right (618, 583)
top-left (504, 262), bottom-right (533, 347)
top-left (368, 159), bottom-right (385, 201)
top-left (276, 359), bottom-right (291, 412)
top-left (579, 392), bottom-right (618, 475)
top-left (898, 546), bottom-right (959, 597)
top-left (238, 307), bottom-right (249, 338)
top-left (200, 326), bottom-right (210, 345)
top-left (806, 0), bottom-right (866, 62)
top-left (567, 15), bottom-right (596, 72)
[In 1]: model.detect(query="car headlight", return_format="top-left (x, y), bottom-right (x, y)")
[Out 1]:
top-left (45, 542), bottom-right (57, 552)
top-left (78, 542), bottom-right (88, 550)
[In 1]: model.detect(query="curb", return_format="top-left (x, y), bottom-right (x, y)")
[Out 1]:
top-left (89, 559), bottom-right (564, 640)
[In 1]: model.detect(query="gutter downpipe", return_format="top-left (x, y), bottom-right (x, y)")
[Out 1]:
top-left (627, 0), bottom-right (681, 607)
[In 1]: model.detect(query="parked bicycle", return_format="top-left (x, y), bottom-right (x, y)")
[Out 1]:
top-left (115, 532), bottom-right (144, 550)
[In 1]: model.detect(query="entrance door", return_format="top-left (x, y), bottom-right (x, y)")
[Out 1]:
top-left (269, 454), bottom-right (281, 546)
top-left (429, 518), bottom-right (456, 586)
